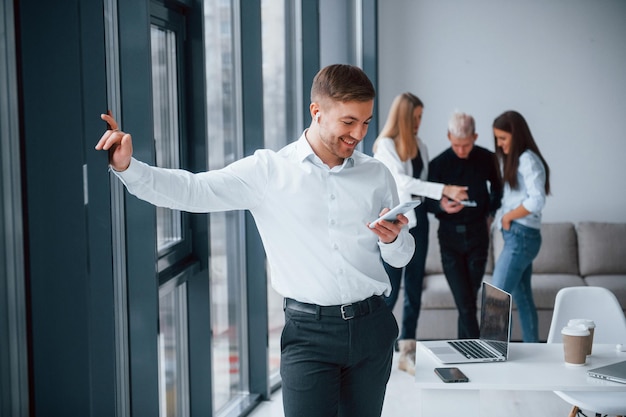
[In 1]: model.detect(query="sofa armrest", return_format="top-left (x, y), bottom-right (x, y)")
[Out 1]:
top-left (577, 222), bottom-right (626, 276)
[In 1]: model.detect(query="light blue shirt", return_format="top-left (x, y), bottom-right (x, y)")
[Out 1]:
top-left (113, 131), bottom-right (415, 305)
top-left (497, 150), bottom-right (547, 230)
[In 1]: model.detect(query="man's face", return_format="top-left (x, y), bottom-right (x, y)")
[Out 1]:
top-left (310, 99), bottom-right (374, 167)
top-left (448, 132), bottom-right (477, 159)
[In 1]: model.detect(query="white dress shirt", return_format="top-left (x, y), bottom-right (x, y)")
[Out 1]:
top-left (113, 132), bottom-right (415, 305)
top-left (373, 136), bottom-right (444, 228)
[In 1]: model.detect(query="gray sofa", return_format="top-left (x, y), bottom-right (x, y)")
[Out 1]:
top-left (391, 217), bottom-right (626, 342)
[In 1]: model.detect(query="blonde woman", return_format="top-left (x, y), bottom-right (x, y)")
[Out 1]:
top-left (373, 93), bottom-right (467, 374)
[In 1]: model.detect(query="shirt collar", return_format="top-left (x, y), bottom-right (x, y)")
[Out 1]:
top-left (296, 131), bottom-right (315, 163)
top-left (296, 130), bottom-right (355, 170)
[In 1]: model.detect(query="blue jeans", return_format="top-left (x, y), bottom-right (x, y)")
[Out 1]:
top-left (383, 206), bottom-right (428, 340)
top-left (492, 221), bottom-right (542, 342)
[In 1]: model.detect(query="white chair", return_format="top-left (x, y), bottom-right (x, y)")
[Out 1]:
top-left (547, 286), bottom-right (626, 417)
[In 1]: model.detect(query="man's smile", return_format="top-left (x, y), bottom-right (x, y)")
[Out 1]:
top-left (340, 137), bottom-right (357, 146)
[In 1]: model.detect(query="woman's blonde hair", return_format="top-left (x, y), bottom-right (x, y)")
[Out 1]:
top-left (373, 92), bottom-right (423, 161)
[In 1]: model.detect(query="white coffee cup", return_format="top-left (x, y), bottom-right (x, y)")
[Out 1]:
top-left (561, 324), bottom-right (589, 366)
top-left (567, 319), bottom-right (596, 356)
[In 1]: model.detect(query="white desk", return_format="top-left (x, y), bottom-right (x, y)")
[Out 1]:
top-left (414, 342), bottom-right (626, 417)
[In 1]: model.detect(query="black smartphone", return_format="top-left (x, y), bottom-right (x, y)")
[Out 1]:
top-left (434, 367), bottom-right (469, 383)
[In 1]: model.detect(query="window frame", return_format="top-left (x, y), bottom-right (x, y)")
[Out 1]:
top-left (150, 4), bottom-right (194, 274)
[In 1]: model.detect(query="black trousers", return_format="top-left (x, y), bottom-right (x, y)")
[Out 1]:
top-left (280, 297), bottom-right (398, 417)
top-left (438, 221), bottom-right (489, 339)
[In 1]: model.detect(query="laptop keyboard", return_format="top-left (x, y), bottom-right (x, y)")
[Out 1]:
top-left (448, 340), bottom-right (498, 359)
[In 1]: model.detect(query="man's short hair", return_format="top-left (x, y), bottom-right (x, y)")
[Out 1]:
top-left (448, 112), bottom-right (475, 138)
top-left (310, 64), bottom-right (375, 103)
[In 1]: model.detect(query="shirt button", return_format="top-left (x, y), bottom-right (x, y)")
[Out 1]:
top-left (330, 194), bottom-right (336, 200)
top-left (330, 219), bottom-right (336, 225)
top-left (333, 243), bottom-right (339, 250)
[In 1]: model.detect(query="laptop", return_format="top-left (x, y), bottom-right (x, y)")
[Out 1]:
top-left (588, 360), bottom-right (626, 384)
top-left (420, 281), bottom-right (512, 364)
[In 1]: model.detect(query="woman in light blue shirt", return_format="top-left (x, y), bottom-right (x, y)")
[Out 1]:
top-left (492, 110), bottom-right (551, 342)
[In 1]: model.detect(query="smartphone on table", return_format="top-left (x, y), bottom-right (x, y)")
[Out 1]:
top-left (434, 367), bottom-right (469, 383)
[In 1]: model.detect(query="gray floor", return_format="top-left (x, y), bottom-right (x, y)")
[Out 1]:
top-left (248, 353), bottom-right (577, 417)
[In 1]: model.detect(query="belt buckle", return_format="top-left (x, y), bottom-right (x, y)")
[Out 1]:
top-left (341, 303), bottom-right (355, 320)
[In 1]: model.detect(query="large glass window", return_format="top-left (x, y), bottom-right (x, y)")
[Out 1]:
top-left (260, 0), bottom-right (288, 385)
top-left (150, 7), bottom-right (193, 417)
top-left (158, 278), bottom-right (189, 417)
top-left (151, 25), bottom-right (183, 253)
top-left (261, 0), bottom-right (287, 152)
top-left (203, 0), bottom-right (249, 414)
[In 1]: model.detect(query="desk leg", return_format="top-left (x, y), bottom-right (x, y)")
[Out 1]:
top-left (417, 389), bottom-right (480, 417)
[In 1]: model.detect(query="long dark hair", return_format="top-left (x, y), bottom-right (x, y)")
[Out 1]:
top-left (493, 111), bottom-right (550, 194)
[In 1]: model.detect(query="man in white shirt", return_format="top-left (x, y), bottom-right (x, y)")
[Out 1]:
top-left (96, 64), bottom-right (414, 417)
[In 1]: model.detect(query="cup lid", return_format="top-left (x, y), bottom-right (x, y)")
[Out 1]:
top-left (562, 324), bottom-right (590, 336)
top-left (567, 319), bottom-right (596, 328)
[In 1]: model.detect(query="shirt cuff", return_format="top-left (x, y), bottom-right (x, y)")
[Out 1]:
top-left (111, 157), bottom-right (143, 183)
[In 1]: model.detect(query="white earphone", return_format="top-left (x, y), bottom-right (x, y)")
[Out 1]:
top-left (315, 113), bottom-right (320, 122)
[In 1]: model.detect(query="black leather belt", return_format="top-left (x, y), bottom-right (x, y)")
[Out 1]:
top-left (283, 295), bottom-right (385, 320)
top-left (439, 221), bottom-right (485, 234)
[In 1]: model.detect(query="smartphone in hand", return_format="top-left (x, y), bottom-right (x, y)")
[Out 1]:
top-left (369, 200), bottom-right (421, 229)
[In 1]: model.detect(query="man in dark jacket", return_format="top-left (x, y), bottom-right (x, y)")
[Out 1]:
top-left (427, 111), bottom-right (503, 339)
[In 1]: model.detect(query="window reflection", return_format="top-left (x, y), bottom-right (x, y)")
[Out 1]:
top-left (158, 281), bottom-right (189, 417)
top-left (151, 25), bottom-right (183, 252)
top-left (260, 0), bottom-right (287, 384)
top-left (203, 0), bottom-right (248, 413)
top-left (151, 20), bottom-right (190, 417)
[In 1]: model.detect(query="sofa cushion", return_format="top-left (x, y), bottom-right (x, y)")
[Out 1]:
top-left (583, 276), bottom-right (626, 311)
top-left (421, 274), bottom-right (454, 308)
top-left (492, 222), bottom-right (579, 275)
top-left (482, 274), bottom-right (585, 309)
top-left (424, 217), bottom-right (443, 275)
top-left (577, 222), bottom-right (626, 276)
top-left (423, 274), bottom-right (585, 311)
top-left (423, 274), bottom-right (503, 310)
top-left (526, 274), bottom-right (586, 309)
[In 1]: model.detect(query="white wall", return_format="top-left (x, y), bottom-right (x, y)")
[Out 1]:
top-left (320, 0), bottom-right (357, 66)
top-left (378, 0), bottom-right (626, 223)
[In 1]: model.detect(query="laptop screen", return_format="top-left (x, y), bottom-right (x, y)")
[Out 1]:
top-left (479, 282), bottom-right (512, 355)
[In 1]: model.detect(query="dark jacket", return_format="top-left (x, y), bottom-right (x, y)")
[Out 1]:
top-left (427, 145), bottom-right (502, 224)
